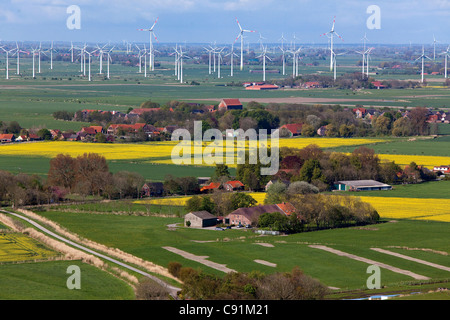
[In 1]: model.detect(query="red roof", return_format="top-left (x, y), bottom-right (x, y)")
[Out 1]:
top-left (221, 99), bottom-right (242, 106)
top-left (225, 180), bottom-right (244, 188)
top-left (0, 134), bottom-right (14, 140)
top-left (276, 202), bottom-right (296, 216)
top-left (200, 182), bottom-right (221, 192)
top-left (281, 123), bottom-right (303, 135)
top-left (245, 84), bottom-right (279, 90)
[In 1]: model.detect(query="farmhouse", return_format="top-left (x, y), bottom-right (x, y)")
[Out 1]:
top-left (223, 180), bottom-right (244, 191)
top-left (0, 134), bottom-right (15, 143)
top-left (200, 182), bottom-right (221, 193)
top-left (225, 202), bottom-right (296, 226)
top-left (107, 123), bottom-right (157, 136)
top-left (141, 182), bottom-right (164, 197)
top-left (433, 165), bottom-right (450, 175)
top-left (184, 211), bottom-right (219, 228)
top-left (218, 99), bottom-right (243, 111)
top-left (280, 123), bottom-right (303, 136)
top-left (334, 180), bottom-right (392, 192)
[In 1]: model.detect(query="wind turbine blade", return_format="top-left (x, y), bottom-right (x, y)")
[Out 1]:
top-left (235, 18), bottom-right (243, 31)
top-left (150, 17), bottom-right (159, 30)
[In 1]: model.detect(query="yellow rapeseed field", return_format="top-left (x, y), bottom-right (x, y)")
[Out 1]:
top-left (0, 138), bottom-right (385, 168)
top-left (0, 233), bottom-right (58, 263)
top-left (377, 154), bottom-right (450, 169)
top-left (135, 192), bottom-right (267, 206)
top-left (358, 196), bottom-right (450, 222)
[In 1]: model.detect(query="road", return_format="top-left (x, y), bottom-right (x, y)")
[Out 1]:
top-left (0, 209), bottom-right (181, 298)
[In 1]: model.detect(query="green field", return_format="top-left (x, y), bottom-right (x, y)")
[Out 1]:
top-left (32, 209), bottom-right (449, 292)
top-left (0, 260), bottom-right (135, 300)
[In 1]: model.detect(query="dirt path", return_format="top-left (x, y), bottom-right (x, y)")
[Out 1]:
top-left (162, 246), bottom-right (236, 273)
top-left (371, 248), bottom-right (450, 272)
top-left (309, 245), bottom-right (430, 280)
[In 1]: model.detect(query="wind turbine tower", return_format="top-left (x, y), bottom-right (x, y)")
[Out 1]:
top-left (321, 16), bottom-right (344, 72)
top-left (234, 18), bottom-right (256, 71)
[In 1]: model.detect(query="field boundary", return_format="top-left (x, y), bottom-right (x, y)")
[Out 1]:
top-left (371, 248), bottom-right (450, 272)
top-left (309, 245), bottom-right (430, 280)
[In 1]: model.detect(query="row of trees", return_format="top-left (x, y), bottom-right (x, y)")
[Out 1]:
top-left (278, 144), bottom-right (436, 190)
top-left (164, 263), bottom-right (329, 300)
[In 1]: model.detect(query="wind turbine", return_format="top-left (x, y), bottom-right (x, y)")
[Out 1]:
top-left (320, 16), bottom-right (344, 72)
top-left (432, 34), bottom-right (439, 60)
top-left (175, 47), bottom-right (190, 83)
top-left (69, 41), bottom-right (74, 62)
top-left (96, 44), bottom-right (108, 74)
top-left (135, 44), bottom-right (144, 73)
top-left (258, 33), bottom-right (266, 50)
top-left (287, 47), bottom-right (301, 78)
top-left (439, 45), bottom-right (450, 79)
top-left (30, 47), bottom-right (38, 78)
top-left (2, 47), bottom-right (17, 79)
top-left (257, 45), bottom-right (272, 81)
top-left (46, 41), bottom-right (56, 70)
top-left (234, 18), bottom-right (256, 71)
top-left (138, 17), bottom-right (159, 71)
top-left (415, 46), bottom-right (432, 83)
top-left (355, 33), bottom-right (369, 79)
top-left (225, 44), bottom-right (239, 77)
top-left (279, 33), bottom-right (287, 75)
top-left (84, 48), bottom-right (98, 81)
top-left (332, 50), bottom-right (346, 81)
top-left (204, 46), bottom-right (213, 74)
top-left (365, 47), bottom-right (374, 77)
top-left (14, 42), bottom-right (27, 75)
top-left (216, 47), bottom-right (225, 79)
top-left (106, 46), bottom-right (114, 79)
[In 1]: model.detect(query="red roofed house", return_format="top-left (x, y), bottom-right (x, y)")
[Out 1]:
top-left (0, 134), bottom-right (15, 143)
top-left (107, 123), bottom-right (156, 136)
top-left (303, 81), bottom-right (320, 89)
top-left (353, 107), bottom-right (367, 119)
top-left (218, 99), bottom-right (243, 111)
top-left (225, 202), bottom-right (296, 226)
top-left (81, 126), bottom-right (103, 135)
top-left (246, 84), bottom-right (279, 90)
top-left (371, 81), bottom-right (386, 89)
top-left (433, 165), bottom-right (450, 175)
top-left (223, 180), bottom-right (245, 191)
top-left (280, 123), bottom-right (303, 137)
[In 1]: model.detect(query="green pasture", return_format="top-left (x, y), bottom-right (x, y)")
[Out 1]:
top-left (33, 209), bottom-right (450, 291)
top-left (329, 134), bottom-right (450, 157)
top-left (0, 260), bottom-right (135, 300)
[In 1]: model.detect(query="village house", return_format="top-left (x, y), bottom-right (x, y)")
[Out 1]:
top-left (107, 123), bottom-right (157, 136)
top-left (245, 84), bottom-right (279, 90)
top-left (218, 98), bottom-right (243, 111)
top-left (0, 134), bottom-right (15, 143)
top-left (433, 165), bottom-right (450, 175)
top-left (223, 180), bottom-right (245, 192)
top-left (225, 202), bottom-right (296, 226)
top-left (280, 123), bottom-right (303, 137)
top-left (141, 182), bottom-right (164, 197)
top-left (303, 81), bottom-right (321, 89)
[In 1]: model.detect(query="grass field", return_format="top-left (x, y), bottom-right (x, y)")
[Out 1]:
top-left (0, 260), bottom-right (135, 300)
top-left (33, 209), bottom-right (450, 291)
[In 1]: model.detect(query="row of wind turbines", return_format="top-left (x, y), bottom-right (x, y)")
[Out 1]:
top-left (1, 17), bottom-right (450, 84)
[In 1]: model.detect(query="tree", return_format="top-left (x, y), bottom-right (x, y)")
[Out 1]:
top-left (264, 181), bottom-right (288, 204)
top-left (296, 159), bottom-right (324, 183)
top-left (409, 107), bottom-right (429, 136)
top-left (230, 192), bottom-right (257, 210)
top-left (74, 153), bottom-right (111, 196)
top-left (392, 117), bottom-right (412, 136)
top-left (212, 164), bottom-right (231, 181)
top-left (47, 154), bottom-right (77, 191)
top-left (286, 181), bottom-right (319, 196)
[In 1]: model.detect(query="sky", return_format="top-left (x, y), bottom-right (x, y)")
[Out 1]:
top-left (1, 0), bottom-right (450, 47)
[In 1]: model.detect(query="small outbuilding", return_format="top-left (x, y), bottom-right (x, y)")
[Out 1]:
top-left (334, 180), bottom-right (392, 192)
top-left (184, 211), bottom-right (218, 228)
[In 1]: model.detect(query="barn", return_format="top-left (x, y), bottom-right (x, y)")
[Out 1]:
top-left (334, 180), bottom-right (392, 191)
top-left (184, 211), bottom-right (219, 228)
